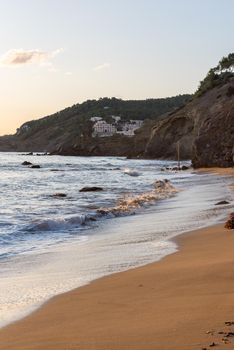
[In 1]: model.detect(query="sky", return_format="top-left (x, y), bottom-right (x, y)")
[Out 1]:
top-left (0, 0), bottom-right (233, 135)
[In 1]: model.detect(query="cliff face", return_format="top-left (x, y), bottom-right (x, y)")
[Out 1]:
top-left (192, 82), bottom-right (234, 167)
top-left (145, 75), bottom-right (234, 167)
top-left (0, 136), bottom-right (18, 151)
top-left (144, 110), bottom-right (194, 159)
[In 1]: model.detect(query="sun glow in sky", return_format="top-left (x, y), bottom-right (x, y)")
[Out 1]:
top-left (0, 0), bottom-right (233, 135)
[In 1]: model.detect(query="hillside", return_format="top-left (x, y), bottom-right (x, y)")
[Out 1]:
top-left (145, 54), bottom-right (234, 167)
top-left (0, 54), bottom-right (233, 168)
top-left (50, 53), bottom-right (234, 166)
top-left (0, 95), bottom-right (191, 152)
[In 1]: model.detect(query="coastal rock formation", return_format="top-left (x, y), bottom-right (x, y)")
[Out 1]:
top-left (51, 193), bottom-right (67, 198)
top-left (79, 186), bottom-right (103, 192)
top-left (224, 213), bottom-right (234, 229)
top-left (30, 165), bottom-right (41, 169)
top-left (215, 200), bottom-right (229, 205)
top-left (22, 161), bottom-right (32, 166)
top-left (144, 74), bottom-right (234, 167)
top-left (145, 109), bottom-right (194, 159)
top-left (0, 135), bottom-right (18, 151)
top-left (192, 80), bottom-right (234, 167)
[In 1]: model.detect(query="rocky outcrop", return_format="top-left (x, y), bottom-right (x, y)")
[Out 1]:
top-left (0, 135), bottom-right (18, 151)
top-left (192, 81), bottom-right (234, 167)
top-left (79, 187), bottom-right (103, 192)
top-left (145, 110), bottom-right (194, 159)
top-left (22, 161), bottom-right (32, 166)
top-left (145, 75), bottom-right (234, 167)
top-left (51, 193), bottom-right (67, 198)
top-left (224, 213), bottom-right (234, 229)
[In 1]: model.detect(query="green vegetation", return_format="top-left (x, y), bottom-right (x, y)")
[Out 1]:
top-left (196, 53), bottom-right (234, 97)
top-left (17, 95), bottom-right (191, 140)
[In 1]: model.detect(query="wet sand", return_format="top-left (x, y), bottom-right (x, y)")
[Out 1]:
top-left (0, 223), bottom-right (233, 350)
top-left (197, 167), bottom-right (234, 193)
top-left (197, 167), bottom-right (234, 176)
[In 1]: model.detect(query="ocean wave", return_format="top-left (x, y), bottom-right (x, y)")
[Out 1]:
top-left (123, 168), bottom-right (141, 177)
top-left (97, 179), bottom-right (178, 217)
top-left (23, 214), bottom-right (96, 233)
top-left (19, 180), bottom-right (177, 234)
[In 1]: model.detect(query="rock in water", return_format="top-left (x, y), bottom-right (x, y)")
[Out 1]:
top-left (22, 161), bottom-right (32, 166)
top-left (181, 165), bottom-right (189, 170)
top-left (51, 193), bottom-right (67, 198)
top-left (215, 200), bottom-right (230, 205)
top-left (79, 186), bottom-right (103, 192)
top-left (30, 165), bottom-right (41, 169)
top-left (224, 213), bottom-right (234, 229)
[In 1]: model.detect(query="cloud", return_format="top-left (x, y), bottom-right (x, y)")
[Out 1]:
top-left (93, 62), bottom-right (111, 71)
top-left (0, 48), bottom-right (63, 67)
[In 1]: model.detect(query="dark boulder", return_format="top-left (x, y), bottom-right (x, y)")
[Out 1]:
top-left (181, 165), bottom-right (189, 170)
top-left (224, 213), bottom-right (234, 229)
top-left (79, 186), bottom-right (103, 192)
top-left (51, 193), bottom-right (67, 198)
top-left (22, 161), bottom-right (32, 166)
top-left (215, 200), bottom-right (230, 205)
top-left (30, 165), bottom-right (41, 169)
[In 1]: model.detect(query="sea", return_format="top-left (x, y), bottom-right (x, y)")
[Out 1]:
top-left (0, 152), bottom-right (233, 328)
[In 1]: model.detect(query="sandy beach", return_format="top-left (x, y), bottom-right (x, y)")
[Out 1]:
top-left (0, 2), bottom-right (233, 348)
top-left (0, 222), bottom-right (233, 350)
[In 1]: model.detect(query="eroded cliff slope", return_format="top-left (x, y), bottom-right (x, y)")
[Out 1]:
top-left (145, 74), bottom-right (234, 167)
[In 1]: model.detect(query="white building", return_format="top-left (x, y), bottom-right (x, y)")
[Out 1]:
top-left (111, 115), bottom-right (121, 123)
top-left (118, 120), bottom-right (144, 136)
top-left (92, 117), bottom-right (144, 138)
top-left (90, 116), bottom-right (103, 122)
top-left (92, 120), bottom-right (117, 137)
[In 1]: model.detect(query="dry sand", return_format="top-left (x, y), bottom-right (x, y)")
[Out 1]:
top-left (0, 224), bottom-right (233, 350)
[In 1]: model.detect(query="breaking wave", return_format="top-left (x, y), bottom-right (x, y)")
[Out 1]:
top-left (97, 179), bottom-right (178, 217)
top-left (23, 214), bottom-right (96, 233)
top-left (21, 180), bottom-right (177, 234)
top-left (123, 168), bottom-right (141, 177)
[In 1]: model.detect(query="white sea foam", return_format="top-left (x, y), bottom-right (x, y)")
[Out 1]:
top-left (97, 179), bottom-right (178, 216)
top-left (24, 215), bottom-right (89, 233)
top-left (123, 168), bottom-right (141, 177)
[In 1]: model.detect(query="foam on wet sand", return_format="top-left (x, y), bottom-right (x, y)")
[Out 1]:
top-left (0, 223), bottom-right (234, 350)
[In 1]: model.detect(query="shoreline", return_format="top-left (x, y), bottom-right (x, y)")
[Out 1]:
top-left (196, 167), bottom-right (234, 176)
top-left (0, 223), bottom-right (234, 349)
top-left (0, 167), bottom-right (233, 349)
